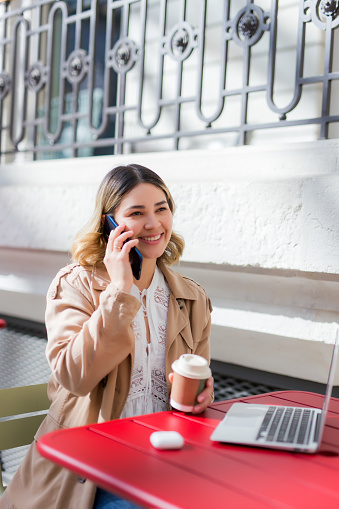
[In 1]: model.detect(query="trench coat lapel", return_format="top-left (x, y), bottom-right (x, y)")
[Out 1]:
top-left (165, 292), bottom-right (190, 354)
top-left (159, 263), bottom-right (198, 354)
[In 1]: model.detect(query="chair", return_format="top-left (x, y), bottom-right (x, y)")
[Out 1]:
top-left (0, 383), bottom-right (49, 495)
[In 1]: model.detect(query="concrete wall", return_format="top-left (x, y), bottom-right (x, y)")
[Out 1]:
top-left (1, 139), bottom-right (339, 383)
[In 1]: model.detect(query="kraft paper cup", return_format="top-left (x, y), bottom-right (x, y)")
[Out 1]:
top-left (170, 354), bottom-right (211, 412)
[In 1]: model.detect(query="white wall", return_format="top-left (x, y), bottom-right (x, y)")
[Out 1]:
top-left (1, 139), bottom-right (339, 383)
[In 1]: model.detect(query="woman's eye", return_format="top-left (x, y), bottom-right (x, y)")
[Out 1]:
top-left (157, 207), bottom-right (168, 212)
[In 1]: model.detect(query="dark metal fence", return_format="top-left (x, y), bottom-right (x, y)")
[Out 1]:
top-left (0, 0), bottom-right (338, 161)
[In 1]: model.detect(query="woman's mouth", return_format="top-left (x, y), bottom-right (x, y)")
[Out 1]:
top-left (140, 233), bottom-right (163, 243)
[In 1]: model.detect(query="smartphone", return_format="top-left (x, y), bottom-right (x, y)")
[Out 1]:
top-left (104, 215), bottom-right (143, 280)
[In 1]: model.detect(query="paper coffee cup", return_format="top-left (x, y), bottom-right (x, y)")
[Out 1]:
top-left (170, 354), bottom-right (211, 412)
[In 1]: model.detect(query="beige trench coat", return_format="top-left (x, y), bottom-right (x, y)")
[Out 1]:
top-left (0, 262), bottom-right (212, 509)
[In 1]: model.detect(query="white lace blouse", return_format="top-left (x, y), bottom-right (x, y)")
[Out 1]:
top-left (120, 265), bottom-right (170, 419)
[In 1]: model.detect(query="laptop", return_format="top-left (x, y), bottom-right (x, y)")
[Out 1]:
top-left (210, 325), bottom-right (339, 453)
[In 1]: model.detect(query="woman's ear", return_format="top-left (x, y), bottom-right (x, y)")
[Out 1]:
top-left (101, 214), bottom-right (105, 225)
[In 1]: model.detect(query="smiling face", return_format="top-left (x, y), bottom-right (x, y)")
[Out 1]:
top-left (113, 183), bottom-right (173, 262)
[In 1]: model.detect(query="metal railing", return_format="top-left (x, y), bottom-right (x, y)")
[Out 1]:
top-left (0, 0), bottom-right (338, 161)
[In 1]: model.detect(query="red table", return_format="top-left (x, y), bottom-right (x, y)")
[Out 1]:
top-left (37, 391), bottom-right (339, 508)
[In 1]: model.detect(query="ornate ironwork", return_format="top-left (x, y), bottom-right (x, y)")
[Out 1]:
top-left (0, 0), bottom-right (338, 160)
top-left (0, 72), bottom-right (10, 99)
top-left (65, 50), bottom-right (88, 84)
top-left (109, 38), bottom-right (138, 74)
top-left (166, 22), bottom-right (197, 61)
top-left (238, 14), bottom-right (259, 39)
top-left (226, 6), bottom-right (270, 47)
top-left (320, 0), bottom-right (339, 17)
top-left (25, 62), bottom-right (46, 92)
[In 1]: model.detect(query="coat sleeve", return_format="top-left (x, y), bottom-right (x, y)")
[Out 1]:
top-left (192, 293), bottom-right (214, 402)
top-left (45, 266), bottom-right (141, 396)
top-left (191, 292), bottom-right (213, 363)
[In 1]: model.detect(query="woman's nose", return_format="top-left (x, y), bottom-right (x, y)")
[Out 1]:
top-left (144, 214), bottom-right (159, 229)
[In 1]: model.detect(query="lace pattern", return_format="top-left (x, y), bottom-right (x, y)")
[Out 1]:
top-left (120, 266), bottom-right (170, 419)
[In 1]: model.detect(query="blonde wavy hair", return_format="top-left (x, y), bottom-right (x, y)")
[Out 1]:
top-left (72, 164), bottom-right (185, 268)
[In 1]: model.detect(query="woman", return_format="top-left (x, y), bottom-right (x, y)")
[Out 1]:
top-left (0, 164), bottom-right (213, 509)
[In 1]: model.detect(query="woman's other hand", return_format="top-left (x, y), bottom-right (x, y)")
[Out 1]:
top-left (168, 373), bottom-right (214, 414)
top-left (191, 376), bottom-right (214, 413)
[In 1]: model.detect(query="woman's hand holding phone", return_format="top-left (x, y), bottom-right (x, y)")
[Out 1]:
top-left (103, 223), bottom-right (140, 293)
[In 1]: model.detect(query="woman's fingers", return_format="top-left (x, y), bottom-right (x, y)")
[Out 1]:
top-left (108, 225), bottom-right (138, 251)
top-left (104, 225), bottom-right (140, 292)
top-left (168, 372), bottom-right (213, 414)
top-left (191, 376), bottom-right (214, 414)
top-left (106, 224), bottom-right (125, 251)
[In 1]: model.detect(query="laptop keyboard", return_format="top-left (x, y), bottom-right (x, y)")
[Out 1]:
top-left (256, 406), bottom-right (317, 445)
